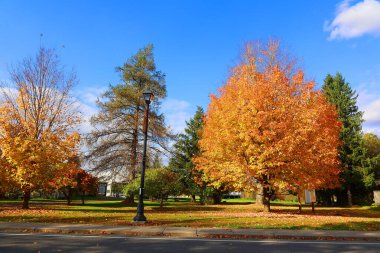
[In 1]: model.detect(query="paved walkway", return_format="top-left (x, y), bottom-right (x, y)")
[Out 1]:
top-left (0, 222), bottom-right (379, 241)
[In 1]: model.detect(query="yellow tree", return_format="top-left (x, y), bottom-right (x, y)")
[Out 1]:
top-left (0, 48), bottom-right (80, 209)
top-left (0, 154), bottom-right (17, 198)
top-left (194, 40), bottom-right (341, 212)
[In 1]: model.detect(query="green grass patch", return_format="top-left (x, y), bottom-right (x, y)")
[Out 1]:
top-left (1, 198), bottom-right (379, 231)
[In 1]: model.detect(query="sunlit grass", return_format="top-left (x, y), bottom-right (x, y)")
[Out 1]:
top-left (0, 198), bottom-right (379, 231)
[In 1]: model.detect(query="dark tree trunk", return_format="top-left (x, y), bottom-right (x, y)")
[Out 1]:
top-left (347, 185), bottom-right (352, 207)
top-left (199, 186), bottom-right (206, 205)
top-left (262, 184), bottom-right (271, 212)
top-left (160, 197), bottom-right (164, 207)
top-left (130, 108), bottom-right (140, 183)
top-left (260, 175), bottom-right (272, 212)
top-left (191, 195), bottom-right (196, 203)
top-left (22, 189), bottom-right (31, 209)
top-left (81, 191), bottom-right (85, 205)
top-left (298, 195), bottom-right (302, 213)
top-left (0, 191), bottom-right (6, 199)
top-left (212, 191), bottom-right (222, 205)
top-left (123, 194), bottom-right (135, 204)
top-left (62, 188), bottom-right (72, 205)
top-left (327, 196), bottom-right (333, 206)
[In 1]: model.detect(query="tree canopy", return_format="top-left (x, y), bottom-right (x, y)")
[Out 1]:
top-left (195, 40), bottom-right (341, 211)
top-left (0, 48), bottom-right (81, 209)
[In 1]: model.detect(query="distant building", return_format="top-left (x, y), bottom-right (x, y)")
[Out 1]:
top-left (95, 171), bottom-right (127, 197)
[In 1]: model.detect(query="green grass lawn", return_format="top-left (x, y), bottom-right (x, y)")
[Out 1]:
top-left (0, 198), bottom-right (379, 231)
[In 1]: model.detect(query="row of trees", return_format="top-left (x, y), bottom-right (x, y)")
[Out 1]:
top-left (0, 44), bottom-right (174, 209)
top-left (167, 40), bottom-right (380, 211)
top-left (1, 41), bottom-right (379, 211)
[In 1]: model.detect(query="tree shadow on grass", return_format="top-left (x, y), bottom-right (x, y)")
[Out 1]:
top-left (0, 215), bottom-right (133, 225)
top-left (147, 217), bottom-right (236, 227)
top-left (55, 208), bottom-right (136, 214)
top-left (150, 205), bottom-right (224, 212)
top-left (220, 201), bottom-right (254, 205)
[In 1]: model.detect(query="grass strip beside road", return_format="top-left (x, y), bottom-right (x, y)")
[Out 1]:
top-left (0, 198), bottom-right (379, 231)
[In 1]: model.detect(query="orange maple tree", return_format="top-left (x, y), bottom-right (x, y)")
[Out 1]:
top-left (194, 40), bottom-right (341, 212)
top-left (0, 48), bottom-right (80, 209)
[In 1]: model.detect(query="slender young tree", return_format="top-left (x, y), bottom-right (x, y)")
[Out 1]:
top-left (0, 48), bottom-right (80, 209)
top-left (322, 73), bottom-right (364, 206)
top-left (86, 44), bottom-right (171, 203)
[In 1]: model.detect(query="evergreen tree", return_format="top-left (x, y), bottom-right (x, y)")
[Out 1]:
top-left (322, 73), bottom-right (365, 206)
top-left (86, 44), bottom-right (171, 203)
top-left (168, 106), bottom-right (206, 204)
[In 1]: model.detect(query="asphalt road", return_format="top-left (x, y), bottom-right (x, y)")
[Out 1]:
top-left (1, 233), bottom-right (380, 253)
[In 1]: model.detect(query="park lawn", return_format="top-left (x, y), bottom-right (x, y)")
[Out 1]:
top-left (0, 198), bottom-right (379, 231)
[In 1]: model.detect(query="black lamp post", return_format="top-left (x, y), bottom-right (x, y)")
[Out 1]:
top-left (133, 90), bottom-right (154, 222)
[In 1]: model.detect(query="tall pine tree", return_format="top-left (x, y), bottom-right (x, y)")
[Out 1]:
top-left (86, 44), bottom-right (171, 203)
top-left (322, 73), bottom-right (364, 206)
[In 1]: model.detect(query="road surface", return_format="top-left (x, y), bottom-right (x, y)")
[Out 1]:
top-left (1, 233), bottom-right (379, 252)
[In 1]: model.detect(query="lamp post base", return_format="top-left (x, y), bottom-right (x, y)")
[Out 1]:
top-left (132, 220), bottom-right (147, 225)
top-left (133, 213), bottom-right (147, 223)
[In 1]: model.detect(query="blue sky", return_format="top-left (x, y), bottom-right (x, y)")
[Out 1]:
top-left (0, 0), bottom-right (379, 135)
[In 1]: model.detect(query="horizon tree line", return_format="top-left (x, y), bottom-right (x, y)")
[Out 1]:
top-left (0, 41), bottom-right (379, 211)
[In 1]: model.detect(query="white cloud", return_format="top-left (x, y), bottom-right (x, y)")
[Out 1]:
top-left (358, 87), bottom-right (380, 136)
top-left (75, 100), bottom-right (98, 135)
top-left (363, 98), bottom-right (380, 124)
top-left (363, 127), bottom-right (380, 136)
top-left (74, 86), bottom-right (106, 106)
top-left (161, 98), bottom-right (192, 133)
top-left (325, 0), bottom-right (380, 39)
top-left (74, 86), bottom-right (106, 135)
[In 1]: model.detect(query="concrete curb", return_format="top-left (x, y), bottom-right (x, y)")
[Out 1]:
top-left (0, 222), bottom-right (379, 241)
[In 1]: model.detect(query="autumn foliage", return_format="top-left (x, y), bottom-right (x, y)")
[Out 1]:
top-left (194, 40), bottom-right (342, 211)
top-left (0, 48), bottom-right (81, 208)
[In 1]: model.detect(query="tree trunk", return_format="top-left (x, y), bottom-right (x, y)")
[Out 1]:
top-left (123, 194), bottom-right (135, 204)
top-left (212, 191), bottom-right (222, 204)
top-left (191, 195), bottom-right (196, 203)
top-left (347, 186), bottom-right (352, 207)
top-left (256, 183), bottom-right (264, 205)
top-left (81, 191), bottom-right (85, 205)
top-left (199, 187), bottom-right (206, 205)
top-left (311, 202), bottom-right (315, 213)
top-left (130, 108), bottom-right (140, 183)
top-left (62, 188), bottom-right (72, 205)
top-left (0, 190), bottom-right (6, 199)
top-left (22, 189), bottom-right (31, 209)
top-left (327, 195), bottom-right (332, 206)
top-left (160, 197), bottom-right (164, 207)
top-left (262, 185), bottom-right (271, 212)
top-left (298, 195), bottom-right (302, 213)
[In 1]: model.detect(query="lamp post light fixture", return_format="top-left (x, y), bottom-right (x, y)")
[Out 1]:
top-left (133, 90), bottom-right (154, 223)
